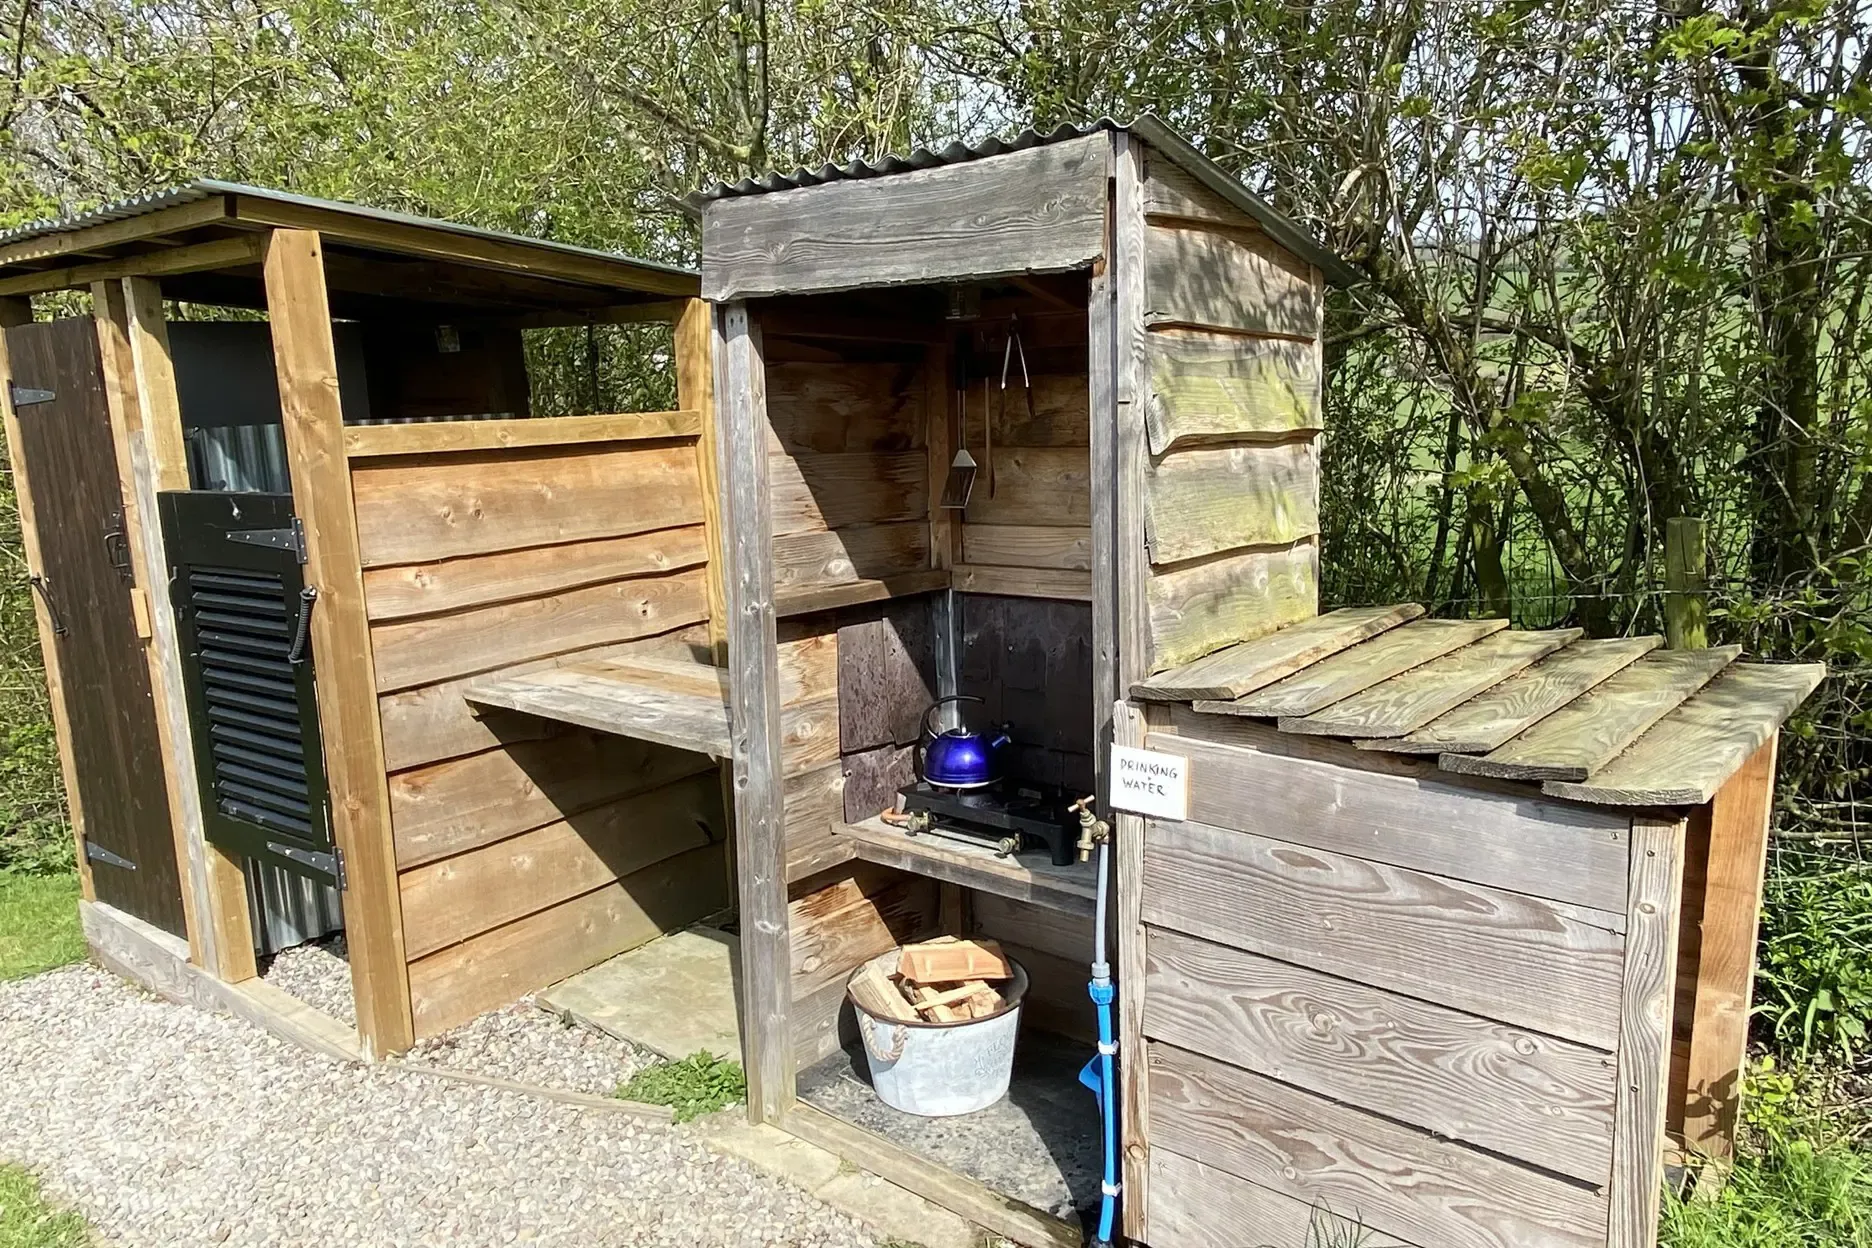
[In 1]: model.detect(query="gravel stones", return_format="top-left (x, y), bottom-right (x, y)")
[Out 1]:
top-left (0, 965), bottom-right (881, 1248)
top-left (403, 999), bottom-right (656, 1098)
top-left (259, 935), bottom-right (355, 1028)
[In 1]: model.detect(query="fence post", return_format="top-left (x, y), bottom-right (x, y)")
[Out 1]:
top-left (1665, 516), bottom-right (1708, 650)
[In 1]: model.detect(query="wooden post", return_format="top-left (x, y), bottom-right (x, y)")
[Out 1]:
top-left (1665, 516), bottom-right (1708, 650)
top-left (1110, 130), bottom-right (1155, 1242)
top-left (714, 300), bottom-right (793, 1121)
top-left (680, 295), bottom-right (743, 908)
top-left (104, 277), bottom-right (259, 981)
top-left (1610, 814), bottom-right (1687, 1248)
top-left (262, 229), bottom-right (414, 1056)
top-left (0, 294), bottom-right (95, 900)
top-left (1682, 734), bottom-right (1778, 1156)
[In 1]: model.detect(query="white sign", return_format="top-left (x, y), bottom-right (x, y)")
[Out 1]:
top-left (1109, 744), bottom-right (1190, 820)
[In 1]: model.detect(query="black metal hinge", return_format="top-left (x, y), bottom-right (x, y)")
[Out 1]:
top-left (228, 516), bottom-right (308, 564)
top-left (265, 839), bottom-right (344, 889)
top-left (8, 382), bottom-right (54, 408)
top-left (83, 840), bottom-right (136, 871)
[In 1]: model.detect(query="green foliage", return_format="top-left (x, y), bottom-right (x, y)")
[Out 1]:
top-left (0, 1165), bottom-right (89, 1248)
top-left (0, 423), bottom-right (68, 879)
top-left (0, 872), bottom-right (84, 981)
top-left (616, 1051), bottom-right (746, 1123)
top-left (1663, 1061), bottom-right (1872, 1248)
top-left (1755, 851), bottom-right (1872, 1061)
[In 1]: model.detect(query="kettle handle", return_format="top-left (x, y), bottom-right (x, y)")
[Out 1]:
top-left (923, 694), bottom-right (984, 740)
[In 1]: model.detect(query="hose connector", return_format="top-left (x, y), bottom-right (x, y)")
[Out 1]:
top-left (1088, 979), bottom-right (1115, 1006)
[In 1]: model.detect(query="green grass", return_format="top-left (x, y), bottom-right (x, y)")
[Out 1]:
top-left (1663, 1060), bottom-right (1872, 1248)
top-left (0, 872), bottom-right (83, 981)
top-left (0, 1165), bottom-right (88, 1247)
top-left (616, 1050), bottom-right (746, 1123)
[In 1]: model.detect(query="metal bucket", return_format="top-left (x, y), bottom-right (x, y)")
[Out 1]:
top-left (846, 949), bottom-right (1028, 1117)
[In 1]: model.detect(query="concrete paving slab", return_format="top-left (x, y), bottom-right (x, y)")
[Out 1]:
top-left (541, 926), bottom-right (743, 1062)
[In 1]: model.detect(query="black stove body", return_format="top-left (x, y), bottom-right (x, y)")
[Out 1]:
top-left (895, 777), bottom-right (1082, 866)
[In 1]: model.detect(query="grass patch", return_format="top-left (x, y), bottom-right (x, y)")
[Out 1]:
top-left (616, 1050), bottom-right (745, 1123)
top-left (0, 1164), bottom-right (88, 1247)
top-left (0, 872), bottom-right (83, 981)
top-left (1663, 1060), bottom-right (1872, 1248)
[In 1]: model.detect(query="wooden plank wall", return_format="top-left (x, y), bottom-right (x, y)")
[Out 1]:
top-left (1134, 714), bottom-right (1678, 1248)
top-left (351, 428), bottom-right (732, 1039)
top-left (956, 311), bottom-right (1094, 601)
top-left (1136, 152), bottom-right (1323, 672)
top-left (761, 333), bottom-right (934, 610)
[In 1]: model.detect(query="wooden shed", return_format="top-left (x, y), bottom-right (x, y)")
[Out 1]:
top-left (4, 128), bottom-right (1827, 1248)
top-left (692, 118), bottom-right (1826, 1248)
top-left (0, 182), bottom-right (733, 1056)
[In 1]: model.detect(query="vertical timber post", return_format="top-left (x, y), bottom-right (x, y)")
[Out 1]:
top-left (1110, 129), bottom-right (1154, 1242)
top-left (1610, 814), bottom-right (1687, 1248)
top-left (263, 228), bottom-right (413, 1056)
top-left (714, 299), bottom-right (793, 1122)
top-left (107, 277), bottom-right (259, 981)
top-left (0, 295), bottom-right (94, 901)
top-left (1665, 516), bottom-right (1708, 650)
top-left (1682, 734), bottom-right (1779, 1156)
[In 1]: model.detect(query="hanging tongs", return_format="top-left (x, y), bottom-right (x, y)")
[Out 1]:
top-left (991, 320), bottom-right (1033, 499)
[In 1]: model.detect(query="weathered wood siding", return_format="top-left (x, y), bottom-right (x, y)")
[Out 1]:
top-left (761, 338), bottom-right (934, 609)
top-left (701, 135), bottom-right (1110, 301)
top-left (1136, 148), bottom-right (1322, 671)
top-left (958, 313), bottom-right (1095, 602)
top-left (1131, 712), bottom-right (1681, 1248)
top-left (351, 430), bottom-right (730, 1039)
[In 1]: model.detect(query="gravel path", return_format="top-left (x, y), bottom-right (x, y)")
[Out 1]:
top-left (261, 935), bottom-right (655, 1097)
top-left (403, 999), bottom-right (657, 1097)
top-left (0, 965), bottom-right (882, 1248)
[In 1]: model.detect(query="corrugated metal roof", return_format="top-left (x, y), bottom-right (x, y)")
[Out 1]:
top-left (0, 179), bottom-right (696, 284)
top-left (694, 114), bottom-right (1361, 288)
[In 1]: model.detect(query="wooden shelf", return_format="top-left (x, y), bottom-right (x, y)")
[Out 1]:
top-left (836, 816), bottom-right (1098, 917)
top-left (465, 654), bottom-right (731, 757)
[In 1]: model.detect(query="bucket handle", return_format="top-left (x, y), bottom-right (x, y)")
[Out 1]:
top-left (858, 1012), bottom-right (908, 1064)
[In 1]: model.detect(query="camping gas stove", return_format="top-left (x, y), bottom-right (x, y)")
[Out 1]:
top-left (894, 777), bottom-right (1083, 866)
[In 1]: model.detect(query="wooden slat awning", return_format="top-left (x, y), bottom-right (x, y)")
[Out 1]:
top-left (465, 654), bottom-right (731, 757)
top-left (1138, 606), bottom-right (1826, 808)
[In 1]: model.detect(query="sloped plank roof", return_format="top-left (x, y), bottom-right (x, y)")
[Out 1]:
top-left (693, 115), bottom-right (1362, 288)
top-left (1138, 607), bottom-right (1825, 808)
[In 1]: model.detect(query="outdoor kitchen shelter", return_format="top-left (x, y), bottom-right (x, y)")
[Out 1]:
top-left (0, 123), bottom-right (1829, 1248)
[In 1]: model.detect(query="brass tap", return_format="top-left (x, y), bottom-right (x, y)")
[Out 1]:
top-left (1070, 794), bottom-right (1109, 862)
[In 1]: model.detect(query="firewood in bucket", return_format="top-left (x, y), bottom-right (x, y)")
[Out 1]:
top-left (899, 938), bottom-right (1012, 984)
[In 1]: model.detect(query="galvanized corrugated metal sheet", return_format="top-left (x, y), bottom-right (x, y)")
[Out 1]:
top-left (0, 179), bottom-right (696, 283)
top-left (694, 114), bottom-right (1360, 287)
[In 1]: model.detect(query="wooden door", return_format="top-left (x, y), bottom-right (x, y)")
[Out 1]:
top-left (9, 317), bottom-right (186, 936)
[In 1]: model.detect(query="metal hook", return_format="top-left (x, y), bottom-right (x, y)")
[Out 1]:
top-left (287, 585), bottom-right (318, 664)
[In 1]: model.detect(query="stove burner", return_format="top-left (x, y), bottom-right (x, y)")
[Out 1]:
top-left (896, 777), bottom-right (1082, 867)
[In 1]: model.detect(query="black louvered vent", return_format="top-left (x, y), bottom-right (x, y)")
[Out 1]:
top-left (160, 490), bottom-right (334, 887)
top-left (185, 565), bottom-right (313, 838)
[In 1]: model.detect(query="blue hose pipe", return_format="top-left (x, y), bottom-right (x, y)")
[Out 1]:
top-left (1078, 837), bottom-right (1120, 1247)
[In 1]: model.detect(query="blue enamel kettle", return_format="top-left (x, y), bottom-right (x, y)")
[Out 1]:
top-left (920, 695), bottom-right (1011, 789)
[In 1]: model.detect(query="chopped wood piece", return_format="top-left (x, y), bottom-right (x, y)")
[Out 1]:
top-left (912, 979), bottom-right (994, 1011)
top-left (849, 961), bottom-right (919, 1022)
top-left (964, 986), bottom-right (1004, 1018)
top-left (899, 938), bottom-right (1013, 984)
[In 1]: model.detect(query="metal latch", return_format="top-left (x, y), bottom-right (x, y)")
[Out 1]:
top-left (228, 516), bottom-right (307, 563)
top-left (84, 841), bottom-right (137, 871)
top-left (8, 382), bottom-right (54, 408)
